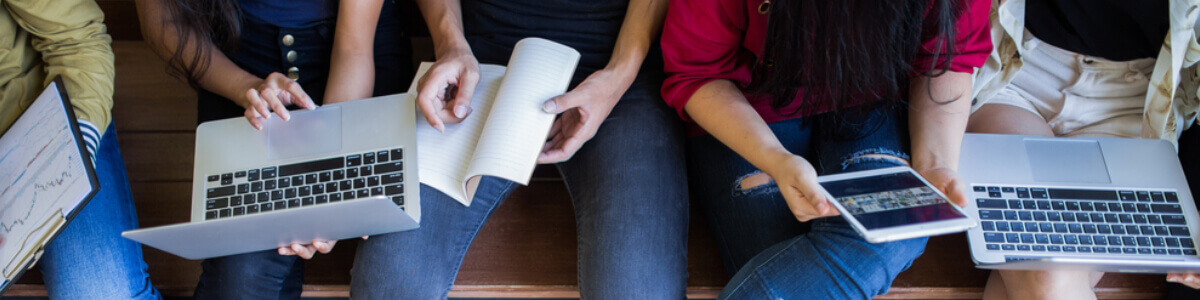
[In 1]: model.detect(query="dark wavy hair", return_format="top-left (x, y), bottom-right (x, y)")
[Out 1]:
top-left (158, 0), bottom-right (243, 88)
top-left (748, 0), bottom-right (962, 115)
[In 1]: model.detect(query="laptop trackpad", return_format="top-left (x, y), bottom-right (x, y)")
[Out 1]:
top-left (266, 107), bottom-right (342, 160)
top-left (1024, 139), bottom-right (1111, 184)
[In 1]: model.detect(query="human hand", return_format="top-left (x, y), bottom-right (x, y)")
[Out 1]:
top-left (763, 154), bottom-right (840, 222)
top-left (538, 69), bottom-right (629, 163)
top-left (416, 48), bottom-right (480, 132)
top-left (277, 236), bottom-right (367, 260)
top-left (239, 72), bottom-right (317, 130)
top-left (1168, 273), bottom-right (1200, 289)
top-left (915, 167), bottom-right (969, 207)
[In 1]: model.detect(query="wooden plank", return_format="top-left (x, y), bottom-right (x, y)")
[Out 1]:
top-left (112, 41), bottom-right (198, 132)
top-left (118, 133), bottom-right (194, 182)
top-left (98, 1), bottom-right (143, 41)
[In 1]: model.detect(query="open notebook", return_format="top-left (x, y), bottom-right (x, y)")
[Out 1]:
top-left (406, 38), bottom-right (580, 205)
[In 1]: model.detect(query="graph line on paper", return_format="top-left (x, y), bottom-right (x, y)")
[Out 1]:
top-left (0, 83), bottom-right (93, 268)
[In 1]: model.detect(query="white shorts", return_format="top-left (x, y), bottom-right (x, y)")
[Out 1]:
top-left (985, 34), bottom-right (1157, 138)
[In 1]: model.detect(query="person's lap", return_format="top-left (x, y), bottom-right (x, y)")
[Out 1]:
top-left (38, 126), bottom-right (159, 299)
top-left (687, 105), bottom-right (927, 299)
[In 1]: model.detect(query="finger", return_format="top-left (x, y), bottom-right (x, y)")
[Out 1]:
top-left (245, 89), bottom-right (273, 121)
top-left (944, 179), bottom-right (969, 207)
top-left (796, 176), bottom-right (835, 216)
top-left (278, 246), bottom-right (295, 256)
top-left (415, 73), bottom-right (451, 131)
top-left (244, 109), bottom-right (263, 131)
top-left (416, 96), bottom-right (446, 132)
top-left (262, 87), bottom-right (291, 121)
top-left (313, 240), bottom-right (336, 254)
top-left (781, 185), bottom-right (822, 222)
top-left (291, 243), bottom-right (314, 260)
top-left (542, 92), bottom-right (581, 114)
top-left (362, 236), bottom-right (369, 240)
top-left (449, 68), bottom-right (480, 119)
top-left (540, 132), bottom-right (586, 163)
top-left (285, 80), bottom-right (317, 109)
top-left (545, 118), bottom-right (564, 141)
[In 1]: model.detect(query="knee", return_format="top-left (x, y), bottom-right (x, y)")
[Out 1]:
top-left (837, 148), bottom-right (910, 172)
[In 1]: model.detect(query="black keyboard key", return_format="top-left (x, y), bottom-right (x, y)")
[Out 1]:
top-left (1136, 237), bottom-right (1151, 247)
top-left (1136, 203), bottom-right (1151, 213)
top-left (368, 176), bottom-right (380, 187)
top-left (302, 197), bottom-right (315, 206)
top-left (251, 182), bottom-right (263, 192)
top-left (1138, 248), bottom-right (1152, 255)
top-left (1121, 236), bottom-right (1137, 246)
top-left (316, 195), bottom-right (328, 204)
top-left (1025, 222), bottom-right (1039, 232)
top-left (1033, 245), bottom-right (1047, 251)
top-left (313, 184), bottom-right (325, 194)
top-left (988, 186), bottom-right (1000, 193)
top-left (1007, 199), bottom-right (1022, 209)
top-left (1119, 191), bottom-right (1136, 201)
top-left (382, 173), bottom-right (403, 184)
top-left (285, 188), bottom-right (297, 199)
top-left (330, 193), bottom-right (343, 202)
top-left (1037, 201), bottom-right (1052, 210)
top-left (1023, 200), bottom-right (1038, 210)
top-left (1184, 238), bottom-right (1195, 248)
top-left (1051, 201), bottom-right (1067, 210)
top-left (1119, 214), bottom-right (1134, 223)
top-left (1076, 212), bottom-right (1090, 222)
top-left (237, 183), bottom-right (249, 194)
top-left (1033, 211), bottom-right (1048, 221)
top-left (1048, 212), bottom-right (1062, 222)
top-left (974, 186), bottom-right (986, 192)
top-left (342, 191), bottom-right (355, 200)
top-left (385, 184), bottom-right (404, 195)
top-left (1062, 212), bottom-right (1076, 222)
top-left (219, 208), bottom-right (231, 218)
top-left (391, 148), bottom-right (403, 160)
top-left (1092, 236), bottom-right (1107, 245)
top-left (1049, 189), bottom-right (1118, 200)
top-left (340, 180), bottom-right (352, 191)
top-left (1156, 226), bottom-right (1170, 236)
top-left (1170, 227), bottom-right (1191, 236)
top-left (260, 202), bottom-right (273, 212)
top-left (244, 193), bottom-right (256, 204)
top-left (1094, 202), bottom-right (1109, 212)
top-left (207, 186), bottom-right (235, 198)
top-left (370, 187), bottom-right (383, 196)
top-left (1064, 246), bottom-right (1077, 252)
top-left (347, 154), bottom-right (362, 167)
top-left (1018, 245), bottom-right (1032, 251)
top-left (376, 161), bottom-right (403, 174)
top-left (1154, 248), bottom-right (1168, 255)
top-left (1152, 204), bottom-right (1183, 213)
top-left (280, 157), bottom-right (345, 177)
top-left (1002, 187), bottom-right (1015, 193)
top-left (262, 167), bottom-right (277, 179)
top-left (1187, 249), bottom-right (1199, 255)
top-left (265, 180), bottom-right (277, 190)
top-left (1048, 245), bottom-right (1061, 252)
top-left (279, 177), bottom-right (291, 188)
top-left (248, 169), bottom-right (259, 181)
top-left (979, 210), bottom-right (1004, 220)
top-left (292, 175), bottom-right (304, 186)
top-left (1016, 190), bottom-right (1031, 199)
top-left (347, 168), bottom-right (359, 178)
top-left (206, 198), bottom-right (228, 210)
top-left (298, 186), bottom-right (311, 197)
top-left (235, 171), bottom-right (247, 178)
top-left (1031, 188), bottom-right (1049, 199)
top-left (286, 198), bottom-right (300, 208)
top-left (1112, 225), bottom-right (1127, 235)
top-left (333, 170), bottom-right (345, 180)
top-left (271, 190), bottom-right (283, 201)
top-left (221, 173), bottom-right (233, 185)
top-left (325, 182), bottom-right (338, 193)
top-left (1006, 233), bottom-right (1020, 243)
top-left (320, 171), bottom-right (332, 182)
top-left (1108, 236), bottom-right (1122, 245)
top-left (1097, 224), bottom-right (1113, 234)
top-left (982, 221), bottom-right (995, 231)
top-left (1004, 210), bottom-right (1019, 220)
top-left (1053, 223), bottom-right (1068, 233)
top-left (1050, 234), bottom-right (1064, 244)
top-left (1036, 234), bottom-right (1050, 244)
top-left (1104, 213), bottom-right (1119, 223)
top-left (978, 199), bottom-right (1007, 209)
top-left (257, 192), bottom-right (268, 203)
top-left (1137, 191), bottom-right (1151, 201)
top-left (996, 221), bottom-right (1011, 231)
top-left (363, 152), bottom-right (376, 164)
top-left (306, 174), bottom-right (318, 184)
top-left (233, 207), bottom-right (245, 216)
top-left (1080, 201), bottom-right (1095, 211)
top-left (274, 200), bottom-right (287, 210)
top-left (1152, 237), bottom-right (1166, 247)
top-left (1163, 215), bottom-right (1188, 225)
top-left (377, 150), bottom-right (390, 163)
top-left (1139, 225), bottom-right (1155, 235)
top-left (357, 189), bottom-right (370, 198)
top-left (1066, 235), bottom-right (1080, 245)
top-left (354, 178), bottom-right (366, 189)
top-left (1166, 192), bottom-right (1179, 203)
top-left (1151, 192), bottom-right (1165, 202)
top-left (1133, 214), bottom-right (1148, 224)
top-left (247, 205), bottom-right (259, 214)
top-left (1010, 222), bottom-right (1024, 232)
top-left (1171, 249), bottom-right (1183, 255)
top-left (1121, 203), bottom-right (1137, 212)
top-left (1066, 201), bottom-right (1081, 211)
top-left (1083, 224), bottom-right (1098, 234)
top-left (1039, 223), bottom-right (1053, 232)
top-left (207, 175), bottom-right (219, 182)
top-left (230, 196), bottom-right (242, 206)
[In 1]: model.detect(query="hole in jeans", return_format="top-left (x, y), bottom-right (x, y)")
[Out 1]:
top-left (839, 148), bottom-right (911, 171)
top-left (738, 172), bottom-right (774, 190)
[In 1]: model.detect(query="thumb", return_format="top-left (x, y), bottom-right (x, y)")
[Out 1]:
top-left (542, 93), bottom-right (580, 114)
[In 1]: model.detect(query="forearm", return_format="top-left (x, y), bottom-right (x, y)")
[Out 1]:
top-left (908, 71), bottom-right (973, 171)
top-left (415, 0), bottom-right (470, 57)
top-left (324, 0), bottom-right (384, 104)
top-left (136, 0), bottom-right (261, 106)
top-left (604, 0), bottom-right (668, 83)
top-left (686, 80), bottom-right (792, 172)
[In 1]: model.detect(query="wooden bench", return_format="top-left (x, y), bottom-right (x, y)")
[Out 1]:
top-left (2, 1), bottom-right (1166, 298)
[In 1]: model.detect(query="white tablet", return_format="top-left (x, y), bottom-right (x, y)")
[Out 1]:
top-left (818, 166), bottom-right (976, 243)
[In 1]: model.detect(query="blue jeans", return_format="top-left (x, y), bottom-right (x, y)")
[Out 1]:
top-left (36, 125), bottom-right (159, 299)
top-left (687, 105), bottom-right (927, 299)
top-left (349, 76), bottom-right (690, 299)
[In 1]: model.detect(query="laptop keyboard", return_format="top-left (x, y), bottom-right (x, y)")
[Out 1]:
top-left (972, 185), bottom-right (1196, 257)
top-left (202, 148), bottom-right (406, 220)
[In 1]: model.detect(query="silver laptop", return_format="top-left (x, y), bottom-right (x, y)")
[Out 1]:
top-left (122, 93), bottom-right (421, 260)
top-left (960, 133), bottom-right (1200, 273)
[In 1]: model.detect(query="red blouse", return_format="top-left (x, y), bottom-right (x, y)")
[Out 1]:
top-left (661, 0), bottom-right (992, 132)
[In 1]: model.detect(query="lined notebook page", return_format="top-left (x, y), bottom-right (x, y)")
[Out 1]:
top-left (410, 62), bottom-right (508, 204)
top-left (464, 38), bottom-right (580, 190)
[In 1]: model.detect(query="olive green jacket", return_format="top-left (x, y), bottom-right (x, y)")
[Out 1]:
top-left (0, 0), bottom-right (115, 140)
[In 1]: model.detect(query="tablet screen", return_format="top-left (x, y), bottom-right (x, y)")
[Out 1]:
top-left (821, 171), bottom-right (965, 230)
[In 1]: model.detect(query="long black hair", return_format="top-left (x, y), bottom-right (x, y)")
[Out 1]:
top-left (158, 0), bottom-right (243, 88)
top-left (748, 0), bottom-right (961, 115)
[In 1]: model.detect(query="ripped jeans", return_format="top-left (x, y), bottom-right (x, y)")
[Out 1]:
top-left (686, 105), bottom-right (927, 299)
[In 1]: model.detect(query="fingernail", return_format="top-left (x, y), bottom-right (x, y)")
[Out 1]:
top-left (255, 124), bottom-right (263, 131)
top-left (436, 123), bottom-right (445, 133)
top-left (542, 100), bottom-right (557, 113)
top-left (454, 105), bottom-right (469, 118)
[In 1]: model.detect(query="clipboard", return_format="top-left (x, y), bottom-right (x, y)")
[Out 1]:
top-left (0, 76), bottom-right (101, 292)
